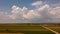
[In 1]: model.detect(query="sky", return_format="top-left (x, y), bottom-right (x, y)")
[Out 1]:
top-left (0, 0), bottom-right (60, 23)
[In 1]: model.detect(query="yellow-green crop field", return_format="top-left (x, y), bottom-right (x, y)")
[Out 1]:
top-left (0, 23), bottom-right (59, 34)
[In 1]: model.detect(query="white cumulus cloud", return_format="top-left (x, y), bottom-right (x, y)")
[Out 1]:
top-left (48, 6), bottom-right (60, 18)
top-left (31, 1), bottom-right (43, 8)
top-left (31, 1), bottom-right (43, 6)
top-left (0, 1), bottom-right (60, 23)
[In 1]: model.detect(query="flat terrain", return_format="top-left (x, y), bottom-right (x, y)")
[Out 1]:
top-left (42, 24), bottom-right (60, 33)
top-left (0, 23), bottom-right (59, 34)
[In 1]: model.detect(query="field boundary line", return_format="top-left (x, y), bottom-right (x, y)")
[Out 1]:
top-left (40, 25), bottom-right (60, 34)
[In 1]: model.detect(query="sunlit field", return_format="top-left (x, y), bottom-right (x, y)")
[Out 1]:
top-left (0, 23), bottom-right (60, 34)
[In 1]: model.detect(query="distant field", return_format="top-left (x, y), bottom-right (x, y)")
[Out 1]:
top-left (42, 24), bottom-right (60, 33)
top-left (0, 23), bottom-right (60, 34)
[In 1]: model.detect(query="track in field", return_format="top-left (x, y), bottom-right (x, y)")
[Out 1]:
top-left (41, 24), bottom-right (60, 34)
top-left (40, 25), bottom-right (60, 34)
top-left (0, 24), bottom-right (56, 34)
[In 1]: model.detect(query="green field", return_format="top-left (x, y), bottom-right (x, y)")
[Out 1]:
top-left (0, 23), bottom-right (60, 34)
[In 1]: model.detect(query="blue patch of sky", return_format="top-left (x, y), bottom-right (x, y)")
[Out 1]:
top-left (41, 0), bottom-right (60, 4)
top-left (0, 0), bottom-right (60, 13)
top-left (0, 0), bottom-right (37, 13)
top-left (40, 0), bottom-right (60, 8)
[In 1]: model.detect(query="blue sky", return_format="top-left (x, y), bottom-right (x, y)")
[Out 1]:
top-left (0, 0), bottom-right (60, 23)
top-left (0, 0), bottom-right (60, 12)
top-left (0, 0), bottom-right (37, 12)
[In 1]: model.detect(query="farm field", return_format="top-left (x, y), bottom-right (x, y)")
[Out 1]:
top-left (42, 24), bottom-right (60, 33)
top-left (0, 23), bottom-right (59, 34)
